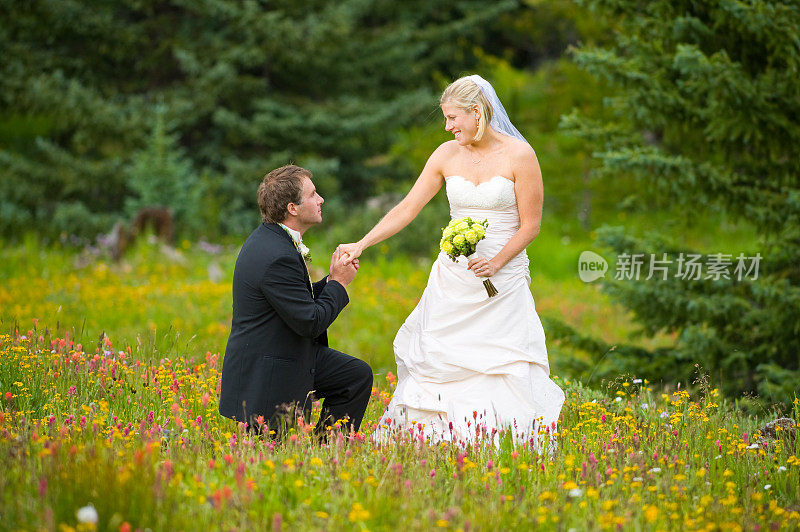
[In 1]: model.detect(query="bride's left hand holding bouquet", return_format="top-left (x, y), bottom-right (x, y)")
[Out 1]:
top-left (440, 217), bottom-right (498, 297)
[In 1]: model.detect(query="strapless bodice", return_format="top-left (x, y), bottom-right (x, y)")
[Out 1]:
top-left (445, 175), bottom-right (517, 211)
top-left (443, 175), bottom-right (528, 276)
top-left (445, 175), bottom-right (520, 239)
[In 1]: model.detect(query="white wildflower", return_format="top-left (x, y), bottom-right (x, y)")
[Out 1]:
top-left (76, 504), bottom-right (98, 524)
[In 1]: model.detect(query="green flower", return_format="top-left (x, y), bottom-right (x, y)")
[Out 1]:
top-left (465, 230), bottom-right (478, 244)
top-left (443, 226), bottom-right (455, 239)
top-left (441, 240), bottom-right (454, 254)
top-left (473, 224), bottom-right (485, 238)
top-left (453, 234), bottom-right (466, 246)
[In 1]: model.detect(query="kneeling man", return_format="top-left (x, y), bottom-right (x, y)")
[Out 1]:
top-left (219, 164), bottom-right (372, 435)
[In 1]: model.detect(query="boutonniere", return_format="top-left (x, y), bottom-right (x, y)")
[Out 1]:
top-left (280, 225), bottom-right (312, 263)
top-left (297, 242), bottom-right (312, 263)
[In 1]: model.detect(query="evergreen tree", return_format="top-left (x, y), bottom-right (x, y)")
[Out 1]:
top-left (555, 0), bottom-right (800, 406)
top-left (124, 106), bottom-right (203, 233)
top-left (0, 0), bottom-right (514, 238)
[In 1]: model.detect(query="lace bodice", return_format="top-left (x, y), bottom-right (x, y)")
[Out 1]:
top-left (445, 175), bottom-right (517, 211)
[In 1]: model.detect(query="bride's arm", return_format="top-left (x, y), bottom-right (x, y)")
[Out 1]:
top-left (338, 143), bottom-right (450, 259)
top-left (470, 146), bottom-right (543, 277)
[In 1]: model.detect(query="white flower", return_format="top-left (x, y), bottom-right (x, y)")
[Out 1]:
top-left (659, 411), bottom-right (670, 419)
top-left (615, 396), bottom-right (622, 403)
top-left (764, 484), bottom-right (772, 490)
top-left (632, 477), bottom-right (643, 482)
top-left (648, 467), bottom-right (661, 474)
top-left (640, 403), bottom-right (649, 410)
top-left (568, 488), bottom-right (583, 498)
top-left (778, 466), bottom-right (787, 472)
top-left (76, 504), bottom-right (98, 524)
top-left (746, 443), bottom-right (761, 450)
top-left (632, 378), bottom-right (642, 384)
top-left (298, 242), bottom-right (311, 262)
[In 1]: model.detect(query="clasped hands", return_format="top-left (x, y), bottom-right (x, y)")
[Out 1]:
top-left (335, 242), bottom-right (362, 264)
top-left (328, 246), bottom-right (359, 287)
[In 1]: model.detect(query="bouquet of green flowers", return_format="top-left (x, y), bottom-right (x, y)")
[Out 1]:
top-left (439, 217), bottom-right (498, 297)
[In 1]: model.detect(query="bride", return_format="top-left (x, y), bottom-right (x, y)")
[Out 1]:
top-left (338, 75), bottom-right (565, 448)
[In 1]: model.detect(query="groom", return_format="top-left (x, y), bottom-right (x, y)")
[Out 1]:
top-left (219, 164), bottom-right (373, 436)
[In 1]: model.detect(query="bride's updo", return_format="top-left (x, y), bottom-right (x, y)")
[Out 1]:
top-left (440, 76), bottom-right (493, 142)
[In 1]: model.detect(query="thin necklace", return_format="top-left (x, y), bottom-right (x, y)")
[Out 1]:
top-left (467, 143), bottom-right (501, 164)
top-left (466, 145), bottom-right (483, 164)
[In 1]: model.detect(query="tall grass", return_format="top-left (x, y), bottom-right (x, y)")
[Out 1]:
top-left (2, 242), bottom-right (797, 530)
top-left (1, 329), bottom-right (797, 531)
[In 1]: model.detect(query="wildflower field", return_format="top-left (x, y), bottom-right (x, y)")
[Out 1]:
top-left (1, 240), bottom-right (798, 531)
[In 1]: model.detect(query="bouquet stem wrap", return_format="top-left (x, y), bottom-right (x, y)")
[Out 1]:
top-left (440, 217), bottom-right (499, 298)
top-left (482, 279), bottom-right (498, 297)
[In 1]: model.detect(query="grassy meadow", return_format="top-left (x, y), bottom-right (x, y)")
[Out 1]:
top-left (1, 235), bottom-right (798, 530)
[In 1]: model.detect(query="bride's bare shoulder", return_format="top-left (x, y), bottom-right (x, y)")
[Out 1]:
top-left (429, 140), bottom-right (461, 163)
top-left (504, 137), bottom-right (534, 156)
top-left (436, 140), bottom-right (461, 155)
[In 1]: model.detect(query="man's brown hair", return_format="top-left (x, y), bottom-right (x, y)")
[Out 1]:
top-left (257, 165), bottom-right (312, 223)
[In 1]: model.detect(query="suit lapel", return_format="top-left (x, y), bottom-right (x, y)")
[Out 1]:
top-left (264, 223), bottom-right (314, 297)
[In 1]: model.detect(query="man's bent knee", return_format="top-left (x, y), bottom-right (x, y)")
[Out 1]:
top-left (355, 359), bottom-right (373, 388)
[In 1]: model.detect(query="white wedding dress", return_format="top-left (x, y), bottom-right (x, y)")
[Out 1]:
top-left (374, 175), bottom-right (565, 448)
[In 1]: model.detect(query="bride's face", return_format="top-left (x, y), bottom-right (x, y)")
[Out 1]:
top-left (442, 102), bottom-right (477, 146)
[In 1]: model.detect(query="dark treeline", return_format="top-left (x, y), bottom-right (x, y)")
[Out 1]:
top-left (551, 0), bottom-right (800, 409)
top-left (0, 0), bottom-right (589, 241)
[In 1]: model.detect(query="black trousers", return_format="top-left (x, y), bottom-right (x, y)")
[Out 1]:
top-left (248, 347), bottom-right (372, 438)
top-left (312, 346), bottom-right (373, 434)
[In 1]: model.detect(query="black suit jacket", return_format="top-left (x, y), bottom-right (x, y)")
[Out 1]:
top-left (218, 223), bottom-right (349, 424)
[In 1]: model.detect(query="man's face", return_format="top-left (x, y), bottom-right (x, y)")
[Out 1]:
top-left (290, 176), bottom-right (324, 229)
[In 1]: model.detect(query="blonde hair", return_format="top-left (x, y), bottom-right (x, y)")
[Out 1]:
top-left (440, 76), bottom-right (493, 142)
